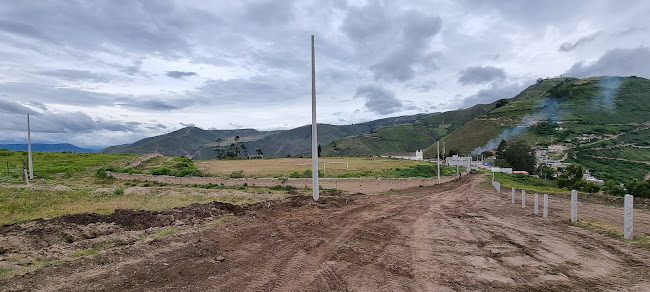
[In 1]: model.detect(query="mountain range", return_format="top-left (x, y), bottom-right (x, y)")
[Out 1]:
top-left (101, 76), bottom-right (650, 183)
top-left (0, 143), bottom-right (96, 153)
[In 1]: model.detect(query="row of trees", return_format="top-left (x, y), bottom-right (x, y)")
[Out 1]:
top-left (214, 136), bottom-right (263, 159)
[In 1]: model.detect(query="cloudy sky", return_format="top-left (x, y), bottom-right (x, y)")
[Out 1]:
top-left (1, 0), bottom-right (649, 148)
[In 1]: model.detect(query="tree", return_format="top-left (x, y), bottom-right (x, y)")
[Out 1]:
top-left (240, 143), bottom-right (247, 157)
top-left (496, 140), bottom-right (536, 172)
top-left (447, 149), bottom-right (460, 157)
top-left (496, 140), bottom-right (507, 158)
top-left (502, 141), bottom-right (536, 173)
top-left (495, 99), bottom-right (508, 108)
top-left (318, 144), bottom-right (322, 157)
top-left (557, 164), bottom-right (584, 189)
top-left (255, 148), bottom-right (263, 156)
top-left (215, 138), bottom-right (225, 159)
top-left (226, 143), bottom-right (240, 158)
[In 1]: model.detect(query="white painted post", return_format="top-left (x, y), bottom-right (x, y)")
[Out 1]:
top-left (571, 190), bottom-right (577, 223)
top-left (543, 194), bottom-right (548, 218)
top-left (23, 168), bottom-right (29, 185)
top-left (534, 193), bottom-right (539, 215)
top-left (437, 141), bottom-right (440, 185)
top-left (27, 114), bottom-right (33, 179)
top-left (511, 187), bottom-right (515, 204)
top-left (311, 35), bottom-right (318, 201)
top-left (521, 190), bottom-right (526, 208)
top-left (497, 182), bottom-right (500, 194)
top-left (624, 194), bottom-right (633, 240)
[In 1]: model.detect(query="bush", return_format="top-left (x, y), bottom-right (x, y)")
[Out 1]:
top-left (150, 167), bottom-right (172, 176)
top-left (228, 170), bottom-right (244, 178)
top-left (113, 187), bottom-right (124, 196)
top-left (95, 168), bottom-right (107, 179)
top-left (269, 185), bottom-right (296, 191)
top-left (289, 169), bottom-right (323, 178)
top-left (604, 180), bottom-right (626, 197)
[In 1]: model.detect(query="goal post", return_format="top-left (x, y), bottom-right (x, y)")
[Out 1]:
top-left (323, 162), bottom-right (349, 176)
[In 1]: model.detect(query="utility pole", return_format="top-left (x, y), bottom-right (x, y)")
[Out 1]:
top-left (311, 35), bottom-right (319, 201)
top-left (27, 114), bottom-right (33, 179)
top-left (437, 141), bottom-right (440, 184)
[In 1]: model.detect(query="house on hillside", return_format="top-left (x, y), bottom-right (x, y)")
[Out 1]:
top-left (382, 150), bottom-right (423, 161)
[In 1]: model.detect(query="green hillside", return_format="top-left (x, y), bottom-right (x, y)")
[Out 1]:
top-left (102, 114), bottom-right (426, 159)
top-left (322, 102), bottom-right (497, 156)
top-left (426, 76), bottom-right (650, 183)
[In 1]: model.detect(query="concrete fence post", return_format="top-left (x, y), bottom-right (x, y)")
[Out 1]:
top-left (534, 193), bottom-right (539, 215)
top-left (571, 190), bottom-right (578, 223)
top-left (624, 194), bottom-right (634, 240)
top-left (521, 190), bottom-right (526, 209)
top-left (512, 187), bottom-right (515, 204)
top-left (497, 182), bottom-right (500, 194)
top-left (543, 194), bottom-right (548, 218)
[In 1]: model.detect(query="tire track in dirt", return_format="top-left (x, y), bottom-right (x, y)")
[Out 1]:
top-left (3, 176), bottom-right (650, 291)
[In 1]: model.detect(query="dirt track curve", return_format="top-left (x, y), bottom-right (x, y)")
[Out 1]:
top-left (2, 175), bottom-right (650, 291)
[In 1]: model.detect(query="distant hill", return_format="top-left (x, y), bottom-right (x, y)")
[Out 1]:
top-left (424, 76), bottom-right (650, 183)
top-left (0, 143), bottom-right (95, 153)
top-left (101, 114), bottom-right (427, 159)
top-left (321, 102), bottom-right (497, 157)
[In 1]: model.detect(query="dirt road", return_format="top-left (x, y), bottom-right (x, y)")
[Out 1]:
top-left (2, 175), bottom-right (650, 291)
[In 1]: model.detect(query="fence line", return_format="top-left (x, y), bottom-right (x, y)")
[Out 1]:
top-left (493, 181), bottom-right (635, 241)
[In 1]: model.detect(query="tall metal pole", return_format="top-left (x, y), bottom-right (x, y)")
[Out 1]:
top-left (311, 35), bottom-right (319, 201)
top-left (437, 141), bottom-right (440, 184)
top-left (27, 114), bottom-right (33, 179)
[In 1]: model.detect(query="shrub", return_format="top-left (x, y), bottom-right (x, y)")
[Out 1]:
top-left (95, 168), bottom-right (107, 179)
top-left (150, 167), bottom-right (172, 176)
top-left (113, 187), bottom-right (125, 196)
top-left (228, 170), bottom-right (244, 178)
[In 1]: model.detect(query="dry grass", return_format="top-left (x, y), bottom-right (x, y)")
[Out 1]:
top-left (195, 157), bottom-right (432, 178)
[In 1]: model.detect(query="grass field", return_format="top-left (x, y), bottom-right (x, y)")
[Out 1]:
top-left (194, 157), bottom-right (456, 178)
top-left (0, 149), bottom-right (137, 185)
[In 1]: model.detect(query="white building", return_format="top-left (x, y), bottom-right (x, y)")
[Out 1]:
top-left (446, 155), bottom-right (472, 167)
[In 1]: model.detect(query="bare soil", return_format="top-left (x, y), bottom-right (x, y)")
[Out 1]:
top-left (2, 175), bottom-right (650, 291)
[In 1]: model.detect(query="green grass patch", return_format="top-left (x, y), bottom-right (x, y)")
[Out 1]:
top-left (151, 227), bottom-right (180, 241)
top-left (202, 215), bottom-right (234, 230)
top-left (491, 172), bottom-right (567, 194)
top-left (0, 187), bottom-right (220, 226)
top-left (0, 267), bottom-right (10, 278)
top-left (571, 217), bottom-right (650, 250)
top-left (0, 150), bottom-right (137, 183)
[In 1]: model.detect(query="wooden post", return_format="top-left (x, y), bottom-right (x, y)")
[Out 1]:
top-left (571, 190), bottom-right (577, 223)
top-left (624, 194), bottom-right (633, 240)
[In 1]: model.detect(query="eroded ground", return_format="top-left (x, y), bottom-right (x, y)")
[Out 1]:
top-left (2, 175), bottom-right (650, 291)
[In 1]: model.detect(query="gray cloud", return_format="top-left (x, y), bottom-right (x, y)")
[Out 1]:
top-left (458, 66), bottom-right (506, 85)
top-left (353, 85), bottom-right (402, 115)
top-left (36, 69), bottom-right (117, 83)
top-left (460, 81), bottom-right (531, 108)
top-left (0, 82), bottom-right (122, 107)
top-left (559, 33), bottom-right (599, 52)
top-left (342, 3), bottom-right (442, 82)
top-left (166, 71), bottom-right (198, 79)
top-left (0, 111), bottom-right (136, 133)
top-left (564, 47), bottom-right (650, 78)
top-left (0, 99), bottom-right (39, 115)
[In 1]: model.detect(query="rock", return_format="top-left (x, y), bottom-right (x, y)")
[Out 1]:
top-left (215, 256), bottom-right (225, 262)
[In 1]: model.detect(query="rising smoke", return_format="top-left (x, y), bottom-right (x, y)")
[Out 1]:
top-left (591, 76), bottom-right (622, 111)
top-left (470, 77), bottom-right (620, 155)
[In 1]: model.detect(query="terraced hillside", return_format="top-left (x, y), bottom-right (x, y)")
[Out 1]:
top-left (424, 76), bottom-right (650, 183)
